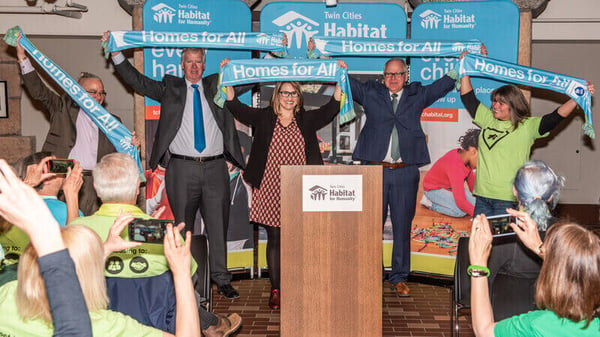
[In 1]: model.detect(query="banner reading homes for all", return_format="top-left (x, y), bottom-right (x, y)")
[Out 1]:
top-left (260, 2), bottom-right (406, 71)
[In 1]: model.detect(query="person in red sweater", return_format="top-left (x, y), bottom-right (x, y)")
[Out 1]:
top-left (421, 128), bottom-right (480, 217)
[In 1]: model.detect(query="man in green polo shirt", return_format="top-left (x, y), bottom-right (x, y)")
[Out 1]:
top-left (71, 153), bottom-right (241, 337)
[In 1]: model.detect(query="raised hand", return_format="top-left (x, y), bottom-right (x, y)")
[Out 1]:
top-left (102, 211), bottom-right (141, 258)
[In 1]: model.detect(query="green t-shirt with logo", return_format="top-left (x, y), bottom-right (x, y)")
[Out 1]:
top-left (495, 309), bottom-right (600, 337)
top-left (0, 281), bottom-right (162, 337)
top-left (70, 203), bottom-right (197, 278)
top-left (473, 103), bottom-right (547, 202)
top-left (0, 226), bottom-right (29, 266)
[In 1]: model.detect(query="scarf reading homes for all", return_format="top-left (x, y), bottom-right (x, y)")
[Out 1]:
top-left (4, 26), bottom-right (144, 176)
top-left (309, 36), bottom-right (483, 58)
top-left (215, 58), bottom-right (355, 124)
top-left (102, 30), bottom-right (288, 58)
top-left (460, 54), bottom-right (594, 138)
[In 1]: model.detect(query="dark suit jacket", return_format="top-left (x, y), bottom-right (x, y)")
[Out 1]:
top-left (225, 96), bottom-right (340, 188)
top-left (113, 60), bottom-right (244, 170)
top-left (349, 76), bottom-right (455, 166)
top-left (22, 70), bottom-right (117, 160)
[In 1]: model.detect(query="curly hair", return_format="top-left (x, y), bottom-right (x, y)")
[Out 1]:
top-left (458, 128), bottom-right (480, 150)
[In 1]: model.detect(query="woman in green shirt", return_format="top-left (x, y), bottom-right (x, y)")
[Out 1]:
top-left (468, 218), bottom-right (600, 337)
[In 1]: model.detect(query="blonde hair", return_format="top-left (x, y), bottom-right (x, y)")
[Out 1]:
top-left (93, 153), bottom-right (139, 203)
top-left (16, 225), bottom-right (108, 323)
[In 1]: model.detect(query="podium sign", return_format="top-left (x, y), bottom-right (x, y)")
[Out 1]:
top-left (281, 165), bottom-right (382, 337)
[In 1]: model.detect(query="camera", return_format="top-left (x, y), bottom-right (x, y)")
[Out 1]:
top-left (46, 159), bottom-right (75, 174)
top-left (128, 219), bottom-right (173, 244)
top-left (487, 214), bottom-right (516, 235)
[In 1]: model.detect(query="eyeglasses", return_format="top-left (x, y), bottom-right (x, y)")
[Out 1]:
top-left (86, 90), bottom-right (107, 96)
top-left (383, 71), bottom-right (407, 79)
top-left (279, 90), bottom-right (299, 98)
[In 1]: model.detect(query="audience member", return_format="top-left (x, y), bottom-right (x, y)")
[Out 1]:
top-left (0, 222), bottom-right (201, 336)
top-left (13, 152), bottom-right (84, 226)
top-left (104, 30), bottom-right (244, 299)
top-left (422, 128), bottom-right (480, 217)
top-left (70, 153), bottom-right (241, 336)
top-left (481, 160), bottom-right (564, 320)
top-left (224, 65), bottom-right (344, 309)
top-left (0, 158), bottom-right (92, 337)
top-left (469, 218), bottom-right (600, 336)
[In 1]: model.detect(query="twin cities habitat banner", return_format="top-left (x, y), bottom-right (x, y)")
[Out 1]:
top-left (460, 54), bottom-right (594, 138)
top-left (103, 30), bottom-right (288, 58)
top-left (310, 36), bottom-right (483, 57)
top-left (216, 58), bottom-right (355, 124)
top-left (4, 26), bottom-right (144, 176)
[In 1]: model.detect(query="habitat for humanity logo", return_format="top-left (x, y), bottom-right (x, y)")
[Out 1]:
top-left (152, 3), bottom-right (176, 24)
top-left (272, 11), bottom-right (319, 48)
top-left (309, 185), bottom-right (328, 201)
top-left (419, 9), bottom-right (442, 29)
top-left (152, 2), bottom-right (211, 26)
top-left (420, 8), bottom-right (476, 30)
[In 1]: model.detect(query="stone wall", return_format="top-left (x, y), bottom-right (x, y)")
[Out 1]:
top-left (0, 38), bottom-right (35, 163)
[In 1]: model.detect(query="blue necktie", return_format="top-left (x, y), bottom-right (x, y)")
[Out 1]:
top-left (391, 93), bottom-right (400, 161)
top-left (191, 84), bottom-right (206, 153)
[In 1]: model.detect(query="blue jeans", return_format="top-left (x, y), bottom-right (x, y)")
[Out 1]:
top-left (424, 188), bottom-right (475, 218)
top-left (473, 196), bottom-right (517, 217)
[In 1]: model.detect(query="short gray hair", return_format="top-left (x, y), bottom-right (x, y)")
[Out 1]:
top-left (93, 153), bottom-right (139, 203)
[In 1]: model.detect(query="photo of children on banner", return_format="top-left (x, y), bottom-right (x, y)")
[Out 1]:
top-left (421, 128), bottom-right (480, 218)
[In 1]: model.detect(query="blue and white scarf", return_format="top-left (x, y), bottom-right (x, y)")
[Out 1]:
top-left (4, 27), bottom-right (144, 175)
top-left (102, 30), bottom-right (288, 58)
top-left (215, 58), bottom-right (355, 124)
top-left (308, 36), bottom-right (482, 58)
top-left (460, 54), bottom-right (594, 138)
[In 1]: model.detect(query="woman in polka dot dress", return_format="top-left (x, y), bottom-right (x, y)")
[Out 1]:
top-left (224, 65), bottom-right (345, 309)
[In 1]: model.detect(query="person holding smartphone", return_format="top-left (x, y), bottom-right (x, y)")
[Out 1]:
top-left (471, 160), bottom-right (564, 320)
top-left (12, 152), bottom-right (84, 226)
top-left (70, 153), bottom-right (241, 336)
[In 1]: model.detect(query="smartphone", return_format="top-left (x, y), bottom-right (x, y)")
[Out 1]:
top-left (128, 219), bottom-right (173, 244)
top-left (487, 214), bottom-right (517, 235)
top-left (47, 159), bottom-right (75, 174)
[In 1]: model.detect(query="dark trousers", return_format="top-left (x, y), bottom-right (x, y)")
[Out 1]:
top-left (383, 165), bottom-right (419, 284)
top-left (165, 157), bottom-right (231, 286)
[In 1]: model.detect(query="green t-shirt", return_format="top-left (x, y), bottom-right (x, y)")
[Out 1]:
top-left (473, 104), bottom-right (547, 202)
top-left (0, 226), bottom-right (29, 266)
top-left (495, 309), bottom-right (600, 337)
top-left (70, 203), bottom-right (197, 278)
top-left (0, 281), bottom-right (162, 337)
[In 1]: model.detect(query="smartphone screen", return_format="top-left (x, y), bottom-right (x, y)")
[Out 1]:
top-left (487, 214), bottom-right (516, 235)
top-left (47, 159), bottom-right (75, 174)
top-left (128, 219), bottom-right (173, 244)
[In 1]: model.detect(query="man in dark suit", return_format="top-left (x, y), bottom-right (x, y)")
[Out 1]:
top-left (349, 58), bottom-right (456, 296)
top-left (15, 41), bottom-right (120, 216)
top-left (107, 43), bottom-right (245, 299)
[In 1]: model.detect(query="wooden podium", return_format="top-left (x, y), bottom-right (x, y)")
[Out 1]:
top-left (280, 165), bottom-right (382, 337)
